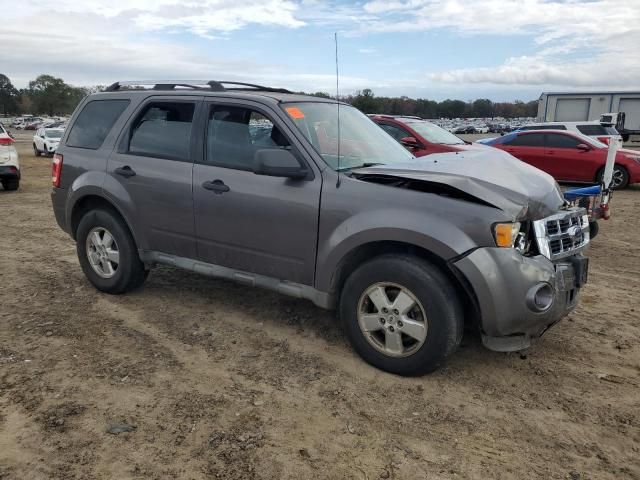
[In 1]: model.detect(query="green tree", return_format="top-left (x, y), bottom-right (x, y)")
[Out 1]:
top-left (351, 89), bottom-right (378, 113)
top-left (28, 74), bottom-right (87, 115)
top-left (0, 74), bottom-right (19, 116)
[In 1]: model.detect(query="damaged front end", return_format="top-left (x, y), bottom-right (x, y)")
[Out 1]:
top-left (352, 150), bottom-right (590, 352)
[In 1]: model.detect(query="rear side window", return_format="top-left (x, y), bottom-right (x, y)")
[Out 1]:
top-left (66, 99), bottom-right (129, 149)
top-left (128, 102), bottom-right (195, 161)
top-left (506, 133), bottom-right (545, 147)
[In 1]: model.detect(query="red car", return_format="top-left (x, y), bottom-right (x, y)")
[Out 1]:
top-left (484, 130), bottom-right (640, 189)
top-left (370, 115), bottom-right (489, 156)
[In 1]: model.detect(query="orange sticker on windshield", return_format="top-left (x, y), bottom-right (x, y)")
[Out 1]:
top-left (285, 107), bottom-right (305, 119)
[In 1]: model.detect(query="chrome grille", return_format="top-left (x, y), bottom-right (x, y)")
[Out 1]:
top-left (533, 208), bottom-right (590, 260)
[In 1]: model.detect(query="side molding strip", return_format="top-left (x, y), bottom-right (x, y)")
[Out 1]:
top-left (139, 250), bottom-right (335, 310)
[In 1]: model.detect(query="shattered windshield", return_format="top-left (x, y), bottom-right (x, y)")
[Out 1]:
top-left (282, 102), bottom-right (414, 171)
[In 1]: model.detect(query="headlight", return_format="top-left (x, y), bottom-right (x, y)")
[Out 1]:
top-left (493, 222), bottom-right (521, 248)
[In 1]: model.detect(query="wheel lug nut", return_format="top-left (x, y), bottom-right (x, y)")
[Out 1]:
top-left (389, 326), bottom-right (395, 332)
top-left (393, 309), bottom-right (399, 315)
top-left (380, 318), bottom-right (386, 324)
top-left (397, 321), bottom-right (403, 327)
top-left (382, 307), bottom-right (388, 313)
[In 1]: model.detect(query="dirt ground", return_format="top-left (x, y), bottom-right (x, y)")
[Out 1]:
top-left (1, 131), bottom-right (639, 480)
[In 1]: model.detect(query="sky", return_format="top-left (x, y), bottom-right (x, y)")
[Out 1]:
top-left (1, 0), bottom-right (639, 101)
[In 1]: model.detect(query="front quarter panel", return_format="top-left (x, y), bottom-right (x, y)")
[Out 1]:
top-left (315, 171), bottom-right (507, 292)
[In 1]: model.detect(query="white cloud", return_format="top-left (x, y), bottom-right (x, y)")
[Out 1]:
top-left (358, 0), bottom-right (640, 88)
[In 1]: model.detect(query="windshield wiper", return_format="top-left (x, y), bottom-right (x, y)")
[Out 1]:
top-left (337, 162), bottom-right (385, 172)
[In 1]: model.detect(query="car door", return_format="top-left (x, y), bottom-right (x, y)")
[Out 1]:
top-left (501, 132), bottom-right (547, 170)
top-left (544, 133), bottom-right (595, 182)
top-left (107, 96), bottom-right (202, 259)
top-left (192, 100), bottom-right (321, 285)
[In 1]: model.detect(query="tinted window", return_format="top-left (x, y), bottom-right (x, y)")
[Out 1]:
top-left (128, 102), bottom-right (195, 160)
top-left (545, 133), bottom-right (581, 149)
top-left (506, 133), bottom-right (545, 147)
top-left (67, 99), bottom-right (129, 149)
top-left (207, 105), bottom-right (290, 170)
top-left (576, 124), bottom-right (609, 136)
top-left (379, 123), bottom-right (410, 142)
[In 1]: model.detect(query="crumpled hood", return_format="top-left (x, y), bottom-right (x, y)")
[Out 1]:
top-left (353, 149), bottom-right (566, 220)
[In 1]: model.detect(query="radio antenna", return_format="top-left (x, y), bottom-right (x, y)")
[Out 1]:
top-left (335, 32), bottom-right (342, 188)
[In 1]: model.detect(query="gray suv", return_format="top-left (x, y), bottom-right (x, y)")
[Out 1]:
top-left (51, 80), bottom-right (590, 375)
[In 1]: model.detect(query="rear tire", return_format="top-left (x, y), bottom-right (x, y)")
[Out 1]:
top-left (2, 179), bottom-right (19, 191)
top-left (76, 209), bottom-right (147, 294)
top-left (339, 254), bottom-right (463, 376)
top-left (33, 143), bottom-right (40, 156)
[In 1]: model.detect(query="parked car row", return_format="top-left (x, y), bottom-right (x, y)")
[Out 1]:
top-left (370, 115), bottom-right (636, 190)
top-left (11, 116), bottom-right (68, 130)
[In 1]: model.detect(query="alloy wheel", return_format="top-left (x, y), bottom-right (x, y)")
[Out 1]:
top-left (357, 282), bottom-right (428, 358)
top-left (85, 227), bottom-right (120, 278)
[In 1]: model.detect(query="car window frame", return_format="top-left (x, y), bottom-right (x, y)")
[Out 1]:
top-left (119, 96), bottom-right (201, 163)
top-left (198, 99), bottom-right (315, 180)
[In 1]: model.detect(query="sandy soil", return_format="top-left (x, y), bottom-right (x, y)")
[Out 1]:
top-left (1, 131), bottom-right (639, 480)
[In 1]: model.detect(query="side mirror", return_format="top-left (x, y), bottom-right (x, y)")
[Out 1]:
top-left (576, 143), bottom-right (591, 151)
top-left (253, 149), bottom-right (308, 179)
top-left (400, 136), bottom-right (420, 148)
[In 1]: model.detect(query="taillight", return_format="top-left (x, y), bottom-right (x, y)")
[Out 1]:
top-left (52, 153), bottom-right (63, 188)
top-left (598, 136), bottom-right (610, 145)
top-left (0, 136), bottom-right (14, 146)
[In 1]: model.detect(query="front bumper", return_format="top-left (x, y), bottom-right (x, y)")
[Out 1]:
top-left (453, 247), bottom-right (584, 352)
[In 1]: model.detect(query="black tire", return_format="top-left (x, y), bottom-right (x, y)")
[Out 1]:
top-left (76, 209), bottom-right (147, 294)
top-left (339, 254), bottom-right (463, 376)
top-left (597, 164), bottom-right (629, 190)
top-left (2, 179), bottom-right (19, 191)
top-left (33, 143), bottom-right (40, 156)
top-left (622, 133), bottom-right (630, 142)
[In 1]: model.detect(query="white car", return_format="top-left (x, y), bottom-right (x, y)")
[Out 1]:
top-left (33, 127), bottom-right (64, 156)
top-left (516, 120), bottom-right (621, 144)
top-left (0, 123), bottom-right (20, 191)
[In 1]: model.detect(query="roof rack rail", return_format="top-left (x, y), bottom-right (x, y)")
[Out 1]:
top-left (104, 80), bottom-right (292, 94)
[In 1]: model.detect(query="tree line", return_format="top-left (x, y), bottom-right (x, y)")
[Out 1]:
top-left (0, 74), bottom-right (91, 117)
top-left (1, 74), bottom-right (538, 119)
top-left (323, 88), bottom-right (538, 119)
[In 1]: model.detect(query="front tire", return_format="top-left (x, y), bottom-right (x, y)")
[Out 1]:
top-left (76, 209), bottom-right (147, 294)
top-left (340, 254), bottom-right (463, 376)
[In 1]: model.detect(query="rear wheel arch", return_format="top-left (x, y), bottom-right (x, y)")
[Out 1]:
top-left (70, 195), bottom-right (138, 246)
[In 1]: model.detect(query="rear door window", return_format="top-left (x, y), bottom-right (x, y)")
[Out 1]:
top-left (66, 99), bottom-right (129, 149)
top-left (506, 133), bottom-right (545, 147)
top-left (545, 133), bottom-right (581, 149)
top-left (128, 102), bottom-right (195, 161)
